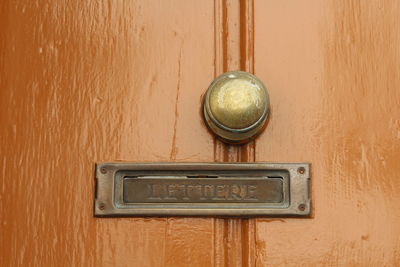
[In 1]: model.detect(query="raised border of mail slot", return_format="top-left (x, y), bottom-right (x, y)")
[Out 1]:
top-left (94, 162), bottom-right (311, 217)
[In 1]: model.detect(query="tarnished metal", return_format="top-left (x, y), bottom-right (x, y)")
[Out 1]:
top-left (202, 71), bottom-right (270, 143)
top-left (95, 162), bottom-right (311, 217)
top-left (123, 177), bottom-right (284, 203)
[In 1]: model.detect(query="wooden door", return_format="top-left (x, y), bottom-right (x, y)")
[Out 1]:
top-left (1, 0), bottom-right (400, 266)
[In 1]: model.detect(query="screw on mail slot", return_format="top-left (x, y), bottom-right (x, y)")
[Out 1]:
top-left (94, 163), bottom-right (311, 217)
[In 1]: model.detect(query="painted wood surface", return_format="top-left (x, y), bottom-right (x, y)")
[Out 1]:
top-left (253, 1), bottom-right (400, 266)
top-left (1, 0), bottom-right (400, 266)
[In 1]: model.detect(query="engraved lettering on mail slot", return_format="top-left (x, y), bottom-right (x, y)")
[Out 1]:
top-left (123, 178), bottom-right (283, 203)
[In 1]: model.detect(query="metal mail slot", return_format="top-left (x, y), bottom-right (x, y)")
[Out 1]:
top-left (94, 163), bottom-right (311, 217)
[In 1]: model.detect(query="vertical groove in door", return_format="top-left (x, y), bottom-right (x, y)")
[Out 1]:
top-left (213, 1), bottom-right (230, 265)
top-left (213, 0), bottom-right (256, 266)
top-left (240, 2), bottom-right (257, 266)
top-left (239, 1), bottom-right (256, 266)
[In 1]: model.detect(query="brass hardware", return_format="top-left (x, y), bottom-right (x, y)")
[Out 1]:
top-left (203, 71), bottom-right (270, 143)
top-left (95, 162), bottom-right (311, 217)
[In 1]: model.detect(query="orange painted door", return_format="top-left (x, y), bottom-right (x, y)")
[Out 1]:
top-left (1, 0), bottom-right (400, 266)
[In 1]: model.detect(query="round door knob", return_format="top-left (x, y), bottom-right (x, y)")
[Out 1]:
top-left (202, 71), bottom-right (270, 144)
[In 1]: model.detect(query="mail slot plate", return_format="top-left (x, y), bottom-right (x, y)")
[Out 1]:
top-left (95, 163), bottom-right (311, 217)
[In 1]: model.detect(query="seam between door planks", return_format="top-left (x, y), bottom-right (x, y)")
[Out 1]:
top-left (213, 1), bottom-right (256, 266)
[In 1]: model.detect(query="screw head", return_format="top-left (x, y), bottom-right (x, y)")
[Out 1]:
top-left (298, 204), bottom-right (306, 211)
top-left (297, 167), bottom-right (306, 174)
top-left (100, 167), bottom-right (107, 174)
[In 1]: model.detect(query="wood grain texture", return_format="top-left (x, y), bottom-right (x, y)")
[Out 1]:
top-left (1, 1), bottom-right (216, 266)
top-left (254, 0), bottom-right (400, 265)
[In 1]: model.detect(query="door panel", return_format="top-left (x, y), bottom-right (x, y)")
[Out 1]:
top-left (1, 1), bottom-right (215, 266)
top-left (254, 1), bottom-right (400, 266)
top-left (1, 0), bottom-right (400, 266)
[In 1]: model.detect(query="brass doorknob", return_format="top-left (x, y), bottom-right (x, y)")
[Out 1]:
top-left (202, 71), bottom-right (270, 144)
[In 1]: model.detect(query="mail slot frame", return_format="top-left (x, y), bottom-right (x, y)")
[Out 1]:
top-left (94, 162), bottom-right (311, 217)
